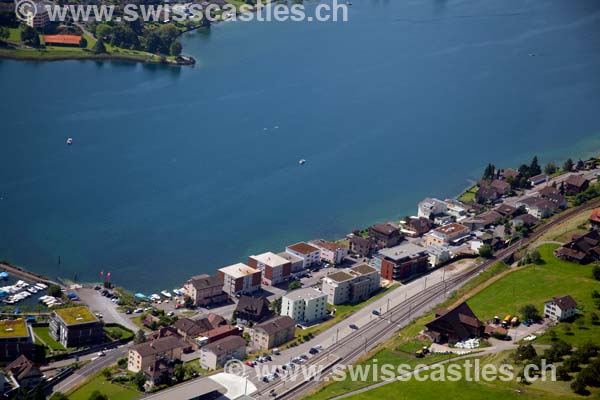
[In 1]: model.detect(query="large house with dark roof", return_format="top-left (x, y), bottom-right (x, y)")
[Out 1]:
top-left (234, 296), bottom-right (272, 323)
top-left (183, 274), bottom-right (227, 307)
top-left (5, 355), bottom-right (43, 390)
top-left (200, 335), bottom-right (247, 370)
top-left (368, 223), bottom-right (402, 249)
top-left (564, 174), bottom-right (590, 195)
top-left (554, 230), bottom-right (600, 264)
top-left (251, 316), bottom-right (296, 350)
top-left (425, 302), bottom-right (484, 344)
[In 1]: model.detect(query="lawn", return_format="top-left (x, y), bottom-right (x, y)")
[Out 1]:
top-left (342, 352), bottom-right (574, 400)
top-left (295, 284), bottom-right (399, 339)
top-left (104, 325), bottom-right (134, 342)
top-left (457, 185), bottom-right (478, 203)
top-left (67, 374), bottom-right (139, 400)
top-left (467, 244), bottom-right (598, 324)
top-left (33, 326), bottom-right (65, 351)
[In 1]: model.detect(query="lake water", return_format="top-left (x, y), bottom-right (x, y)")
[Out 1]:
top-left (1, 0), bottom-right (600, 292)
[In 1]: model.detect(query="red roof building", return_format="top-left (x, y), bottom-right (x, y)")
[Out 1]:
top-left (43, 34), bottom-right (82, 46)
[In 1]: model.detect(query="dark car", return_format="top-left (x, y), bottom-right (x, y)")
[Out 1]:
top-left (309, 347), bottom-right (319, 355)
top-left (349, 324), bottom-right (359, 330)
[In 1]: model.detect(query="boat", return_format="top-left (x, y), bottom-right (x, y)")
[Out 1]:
top-left (298, 159), bottom-right (306, 165)
top-left (66, 138), bottom-right (73, 145)
top-left (161, 290), bottom-right (172, 298)
top-left (36, 282), bottom-right (48, 289)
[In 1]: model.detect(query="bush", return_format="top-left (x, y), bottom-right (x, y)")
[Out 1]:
top-left (519, 304), bottom-right (541, 321)
top-left (593, 265), bottom-right (600, 281)
top-left (478, 244), bottom-right (493, 259)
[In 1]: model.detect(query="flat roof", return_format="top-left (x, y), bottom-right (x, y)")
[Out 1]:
top-left (432, 223), bottom-right (469, 236)
top-left (218, 263), bottom-right (259, 278)
top-left (287, 242), bottom-right (319, 255)
top-left (54, 306), bottom-right (98, 325)
top-left (284, 287), bottom-right (326, 301)
top-left (310, 239), bottom-right (347, 252)
top-left (378, 243), bottom-right (427, 260)
top-left (325, 270), bottom-right (354, 283)
top-left (350, 263), bottom-right (377, 275)
top-left (277, 252), bottom-right (303, 263)
top-left (0, 319), bottom-right (29, 338)
top-left (250, 252), bottom-right (289, 267)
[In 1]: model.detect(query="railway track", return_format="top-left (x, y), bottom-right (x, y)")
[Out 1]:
top-left (260, 198), bottom-right (600, 400)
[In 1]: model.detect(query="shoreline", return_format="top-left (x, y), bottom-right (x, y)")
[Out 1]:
top-left (0, 47), bottom-right (196, 66)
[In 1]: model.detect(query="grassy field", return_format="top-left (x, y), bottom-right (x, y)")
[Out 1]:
top-left (67, 374), bottom-right (139, 400)
top-left (104, 325), bottom-right (134, 342)
top-left (457, 184), bottom-right (478, 203)
top-left (532, 208), bottom-right (592, 245)
top-left (343, 352), bottom-right (576, 400)
top-left (467, 244), bottom-right (599, 327)
top-left (33, 326), bottom-right (65, 350)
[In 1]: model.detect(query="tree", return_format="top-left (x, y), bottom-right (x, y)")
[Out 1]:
top-left (134, 329), bottom-right (146, 344)
top-left (95, 23), bottom-right (112, 39)
top-left (563, 158), bottom-right (574, 172)
top-left (544, 162), bottom-right (558, 175)
top-left (169, 40), bottom-right (182, 56)
top-left (92, 38), bottom-right (106, 54)
top-left (478, 244), bottom-right (493, 259)
top-left (288, 280), bottom-right (302, 290)
top-left (79, 37), bottom-right (88, 48)
top-left (529, 249), bottom-right (541, 264)
top-left (514, 344), bottom-right (537, 362)
top-left (482, 163), bottom-right (496, 181)
top-left (593, 265), bottom-right (600, 281)
top-left (556, 366), bottom-right (572, 381)
top-left (101, 367), bottom-right (112, 379)
top-left (31, 32), bottom-right (40, 48)
top-left (576, 159), bottom-right (584, 170)
top-left (270, 297), bottom-right (282, 314)
top-left (47, 284), bottom-right (62, 298)
top-left (21, 25), bottom-right (36, 43)
top-left (117, 357), bottom-right (127, 368)
top-left (520, 304), bottom-right (541, 321)
top-left (173, 363), bottom-right (185, 382)
top-left (571, 375), bottom-right (588, 395)
top-left (183, 296), bottom-right (194, 309)
top-left (0, 26), bottom-right (9, 42)
top-left (590, 312), bottom-right (599, 325)
top-left (133, 371), bottom-right (146, 391)
top-left (88, 391), bottom-right (108, 400)
top-left (49, 393), bottom-right (69, 400)
top-left (529, 156), bottom-right (541, 176)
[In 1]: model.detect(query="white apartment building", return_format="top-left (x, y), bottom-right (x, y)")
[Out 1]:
top-left (281, 287), bottom-right (327, 325)
top-left (321, 264), bottom-right (380, 305)
top-left (309, 239), bottom-right (349, 265)
top-left (285, 242), bottom-right (321, 269)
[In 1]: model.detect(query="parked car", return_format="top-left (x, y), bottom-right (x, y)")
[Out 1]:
top-left (372, 310), bottom-right (381, 316)
top-left (309, 347), bottom-right (319, 355)
top-left (349, 324), bottom-right (359, 330)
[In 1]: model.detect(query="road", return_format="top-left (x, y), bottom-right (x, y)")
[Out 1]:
top-left (256, 196), bottom-right (600, 400)
top-left (52, 345), bottom-right (130, 394)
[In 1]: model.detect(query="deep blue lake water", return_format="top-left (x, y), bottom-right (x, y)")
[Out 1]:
top-left (1, 0), bottom-right (600, 292)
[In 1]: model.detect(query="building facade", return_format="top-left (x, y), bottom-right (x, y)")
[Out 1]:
top-left (424, 223), bottom-right (470, 247)
top-left (321, 264), bottom-right (380, 305)
top-left (544, 295), bottom-right (578, 322)
top-left (217, 263), bottom-right (261, 298)
top-left (49, 306), bottom-right (104, 348)
top-left (183, 274), bottom-right (227, 306)
top-left (285, 242), bottom-right (321, 269)
top-left (200, 336), bottom-right (247, 370)
top-left (309, 240), bottom-right (349, 265)
top-left (248, 252), bottom-right (291, 286)
top-left (251, 316), bottom-right (296, 350)
top-left (372, 242), bottom-right (430, 281)
top-left (281, 288), bottom-right (327, 324)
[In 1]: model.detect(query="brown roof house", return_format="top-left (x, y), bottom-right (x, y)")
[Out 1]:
top-left (183, 274), bottom-right (227, 307)
top-left (347, 233), bottom-right (375, 257)
top-left (251, 316), bottom-right (295, 350)
top-left (127, 336), bottom-right (186, 384)
top-left (544, 295), bottom-right (578, 322)
top-left (368, 223), bottom-right (403, 249)
top-left (234, 296), bottom-right (272, 323)
top-left (285, 242), bottom-right (321, 269)
top-left (200, 335), bottom-right (247, 370)
top-left (590, 208), bottom-right (600, 231)
top-left (404, 217), bottom-right (433, 238)
top-left (6, 355), bottom-right (43, 390)
top-left (425, 302), bottom-right (484, 344)
top-left (554, 230), bottom-right (600, 264)
top-left (564, 174), bottom-right (590, 195)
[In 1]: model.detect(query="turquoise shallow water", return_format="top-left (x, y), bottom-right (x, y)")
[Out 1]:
top-left (1, 0), bottom-right (600, 291)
